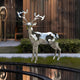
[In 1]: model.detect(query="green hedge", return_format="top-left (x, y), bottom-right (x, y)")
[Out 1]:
top-left (17, 38), bottom-right (80, 53)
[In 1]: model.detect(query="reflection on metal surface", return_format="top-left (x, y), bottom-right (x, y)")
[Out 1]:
top-left (0, 62), bottom-right (79, 80)
top-left (23, 66), bottom-right (30, 80)
top-left (53, 71), bottom-right (61, 80)
top-left (22, 66), bottom-right (61, 80)
top-left (0, 65), bottom-right (7, 80)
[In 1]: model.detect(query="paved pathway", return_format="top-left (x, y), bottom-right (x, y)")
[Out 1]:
top-left (0, 40), bottom-right (20, 47)
top-left (0, 53), bottom-right (80, 58)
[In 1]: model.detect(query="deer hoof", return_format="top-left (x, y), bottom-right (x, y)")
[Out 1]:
top-left (53, 56), bottom-right (55, 60)
top-left (31, 59), bottom-right (33, 62)
top-left (34, 60), bottom-right (37, 63)
top-left (57, 57), bottom-right (60, 61)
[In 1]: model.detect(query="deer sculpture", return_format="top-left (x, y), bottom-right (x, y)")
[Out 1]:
top-left (17, 9), bottom-right (61, 63)
top-left (53, 72), bottom-right (61, 80)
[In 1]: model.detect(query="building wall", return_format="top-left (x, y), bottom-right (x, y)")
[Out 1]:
top-left (23, 0), bottom-right (80, 39)
top-left (4, 0), bottom-right (16, 39)
top-left (57, 0), bottom-right (76, 38)
top-left (23, 0), bottom-right (58, 38)
top-left (0, 0), bottom-right (79, 40)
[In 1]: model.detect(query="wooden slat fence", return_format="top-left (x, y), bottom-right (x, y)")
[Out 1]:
top-left (22, 0), bottom-right (80, 39)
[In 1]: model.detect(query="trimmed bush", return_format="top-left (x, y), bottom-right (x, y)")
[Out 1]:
top-left (17, 38), bottom-right (80, 53)
top-left (57, 39), bottom-right (80, 53)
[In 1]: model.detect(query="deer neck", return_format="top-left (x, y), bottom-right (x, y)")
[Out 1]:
top-left (28, 27), bottom-right (33, 38)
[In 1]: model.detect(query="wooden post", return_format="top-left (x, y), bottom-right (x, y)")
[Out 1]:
top-left (4, 22), bottom-right (6, 41)
top-left (4, 7), bottom-right (7, 41)
top-left (0, 6), bottom-right (8, 41)
top-left (0, 15), bottom-right (2, 41)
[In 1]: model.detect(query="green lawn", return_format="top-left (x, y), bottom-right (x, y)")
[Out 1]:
top-left (0, 57), bottom-right (80, 69)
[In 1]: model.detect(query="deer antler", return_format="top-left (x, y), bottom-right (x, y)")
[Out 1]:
top-left (31, 12), bottom-right (45, 24)
top-left (17, 9), bottom-right (45, 26)
top-left (17, 9), bottom-right (28, 23)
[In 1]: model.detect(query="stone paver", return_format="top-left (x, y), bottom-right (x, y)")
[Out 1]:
top-left (0, 40), bottom-right (20, 47)
top-left (0, 53), bottom-right (80, 58)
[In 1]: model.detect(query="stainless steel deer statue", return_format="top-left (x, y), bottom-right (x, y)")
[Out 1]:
top-left (17, 9), bottom-right (61, 63)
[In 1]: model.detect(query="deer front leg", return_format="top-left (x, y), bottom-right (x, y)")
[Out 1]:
top-left (31, 45), bottom-right (35, 62)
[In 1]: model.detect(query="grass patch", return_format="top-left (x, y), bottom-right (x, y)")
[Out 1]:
top-left (0, 57), bottom-right (80, 69)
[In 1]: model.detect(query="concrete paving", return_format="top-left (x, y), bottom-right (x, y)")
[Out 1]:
top-left (0, 53), bottom-right (80, 58)
top-left (0, 40), bottom-right (20, 47)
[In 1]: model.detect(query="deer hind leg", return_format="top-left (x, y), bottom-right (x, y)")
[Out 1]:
top-left (31, 45), bottom-right (35, 62)
top-left (57, 46), bottom-right (61, 61)
top-left (50, 42), bottom-right (57, 60)
top-left (35, 45), bottom-right (38, 63)
top-left (50, 42), bottom-right (61, 60)
top-left (53, 49), bottom-right (57, 60)
top-left (55, 42), bottom-right (61, 61)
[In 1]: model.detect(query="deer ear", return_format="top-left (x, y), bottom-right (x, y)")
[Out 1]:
top-left (32, 22), bottom-right (37, 26)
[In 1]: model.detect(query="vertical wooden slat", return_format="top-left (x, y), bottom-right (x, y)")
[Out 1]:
top-left (11, 0), bottom-right (16, 38)
top-left (51, 0), bottom-right (54, 32)
top-left (27, 0), bottom-right (30, 21)
top-left (23, 0), bottom-right (27, 38)
top-left (54, 0), bottom-right (57, 33)
top-left (59, 0), bottom-right (62, 34)
top-left (37, 0), bottom-right (41, 31)
top-left (40, 0), bottom-right (43, 31)
top-left (68, 0), bottom-right (69, 38)
top-left (71, 0), bottom-right (73, 39)
top-left (41, 0), bottom-right (45, 31)
top-left (34, 0), bottom-right (38, 30)
top-left (0, 15), bottom-right (2, 41)
top-left (31, 0), bottom-right (34, 21)
top-left (46, 0), bottom-right (48, 32)
top-left (4, 0), bottom-right (16, 39)
top-left (78, 0), bottom-right (80, 39)
top-left (67, 0), bottom-right (69, 38)
top-left (44, 0), bottom-right (47, 32)
top-left (48, 0), bottom-right (51, 31)
top-left (61, 1), bottom-right (64, 36)
top-left (73, 0), bottom-right (75, 39)
top-left (58, 0), bottom-right (62, 34)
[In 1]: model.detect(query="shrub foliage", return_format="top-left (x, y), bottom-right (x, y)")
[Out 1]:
top-left (18, 38), bottom-right (80, 53)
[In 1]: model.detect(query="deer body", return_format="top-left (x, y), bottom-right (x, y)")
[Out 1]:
top-left (17, 9), bottom-right (61, 63)
top-left (27, 26), bottom-right (61, 63)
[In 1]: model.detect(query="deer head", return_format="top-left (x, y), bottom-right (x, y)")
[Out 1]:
top-left (17, 9), bottom-right (45, 29)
